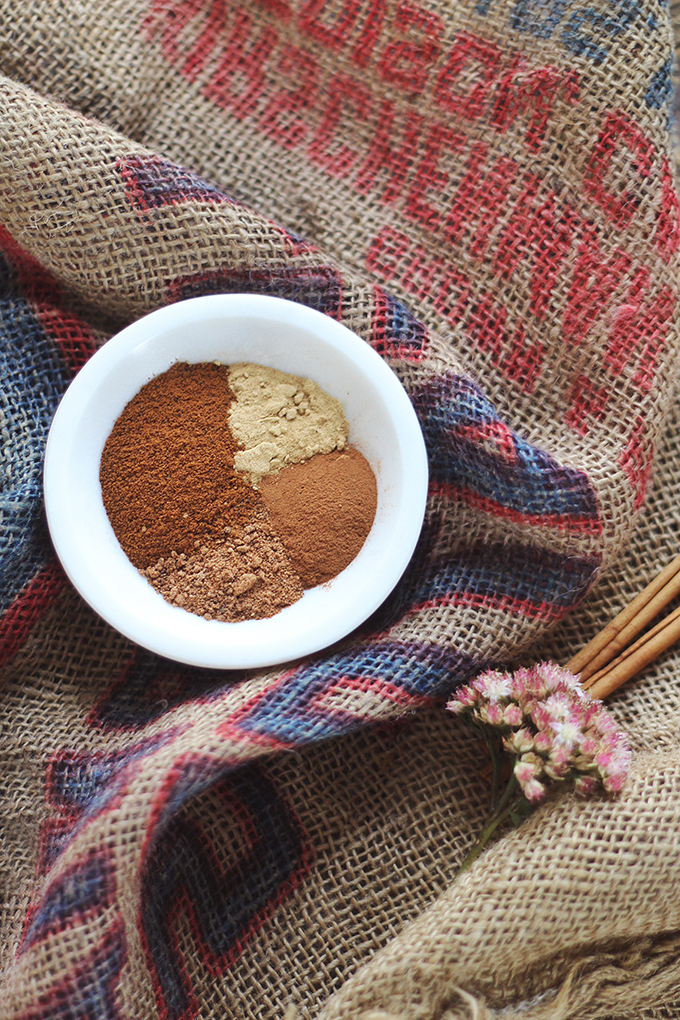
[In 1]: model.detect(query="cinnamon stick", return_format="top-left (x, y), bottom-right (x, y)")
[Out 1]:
top-left (587, 607), bottom-right (680, 700)
top-left (566, 552), bottom-right (680, 682)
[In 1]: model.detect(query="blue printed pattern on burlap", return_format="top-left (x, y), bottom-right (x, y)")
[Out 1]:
top-left (118, 151), bottom-right (317, 256)
top-left (26, 922), bottom-right (127, 1020)
top-left (413, 373), bottom-right (601, 529)
top-left (22, 854), bottom-right (117, 950)
top-left (167, 264), bottom-right (343, 319)
top-left (118, 154), bottom-right (237, 210)
top-left (372, 539), bottom-right (599, 634)
top-left (506, 0), bottom-right (642, 61)
top-left (0, 252), bottom-right (73, 613)
top-left (141, 766), bottom-right (312, 1020)
top-left (647, 58), bottom-right (673, 109)
top-left (36, 735), bottom-right (178, 874)
top-left (371, 288), bottom-right (429, 360)
top-left (239, 643), bottom-right (476, 746)
top-left (90, 647), bottom-right (246, 730)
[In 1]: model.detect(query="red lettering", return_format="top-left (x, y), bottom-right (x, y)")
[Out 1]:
top-left (527, 196), bottom-right (578, 320)
top-left (259, 47), bottom-right (320, 148)
top-left (605, 268), bottom-right (650, 376)
top-left (143, 0), bottom-right (289, 89)
top-left (434, 266), bottom-right (472, 325)
top-left (297, 0), bottom-right (361, 50)
top-left (444, 142), bottom-right (517, 254)
top-left (583, 109), bottom-right (655, 229)
top-left (363, 222), bottom-right (548, 394)
top-left (405, 123), bottom-right (465, 231)
top-left (255, 0), bottom-right (293, 19)
top-left (377, 1), bottom-right (443, 94)
top-left (399, 244), bottom-right (439, 301)
top-left (619, 416), bottom-right (652, 511)
top-left (494, 181), bottom-right (577, 319)
top-left (351, 0), bottom-right (387, 67)
top-left (354, 99), bottom-right (423, 203)
top-left (606, 273), bottom-right (676, 392)
top-left (308, 74), bottom-right (372, 176)
top-left (655, 155), bottom-right (680, 261)
top-left (465, 295), bottom-right (542, 391)
top-left (365, 226), bottom-right (475, 331)
top-left (181, 0), bottom-right (228, 80)
top-left (142, 0), bottom-right (208, 65)
top-left (466, 292), bottom-right (507, 363)
top-left (365, 225), bottom-right (412, 281)
top-left (202, 11), bottom-right (278, 118)
top-left (501, 324), bottom-right (544, 393)
top-left (564, 375), bottom-right (609, 435)
top-left (562, 224), bottom-right (632, 344)
top-left (434, 31), bottom-right (502, 120)
top-left (491, 63), bottom-right (579, 153)
top-left (493, 173), bottom-right (541, 276)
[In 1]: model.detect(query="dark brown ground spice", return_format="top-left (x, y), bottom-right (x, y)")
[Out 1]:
top-left (100, 361), bottom-right (260, 570)
top-left (258, 447), bottom-right (377, 588)
top-left (142, 506), bottom-right (304, 622)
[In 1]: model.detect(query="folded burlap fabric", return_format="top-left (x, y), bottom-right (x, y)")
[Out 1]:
top-left (2, 1), bottom-right (680, 1017)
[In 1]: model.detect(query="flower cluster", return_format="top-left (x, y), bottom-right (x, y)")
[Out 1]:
top-left (447, 661), bottom-right (630, 803)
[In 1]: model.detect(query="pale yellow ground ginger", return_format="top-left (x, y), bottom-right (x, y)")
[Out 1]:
top-left (228, 363), bottom-right (348, 482)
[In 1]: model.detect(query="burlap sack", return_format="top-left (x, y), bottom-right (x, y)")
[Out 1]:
top-left (1, 0), bottom-right (680, 1017)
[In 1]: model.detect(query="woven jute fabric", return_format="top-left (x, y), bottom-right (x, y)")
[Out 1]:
top-left (2, 0), bottom-right (680, 1017)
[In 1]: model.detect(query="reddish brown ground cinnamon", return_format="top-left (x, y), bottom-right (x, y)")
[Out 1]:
top-left (258, 447), bottom-right (377, 587)
top-left (100, 361), bottom-right (260, 570)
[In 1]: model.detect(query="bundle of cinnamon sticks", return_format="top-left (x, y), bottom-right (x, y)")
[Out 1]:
top-left (567, 553), bottom-right (680, 700)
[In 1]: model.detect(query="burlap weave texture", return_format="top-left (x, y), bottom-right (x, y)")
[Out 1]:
top-left (1, 0), bottom-right (680, 1017)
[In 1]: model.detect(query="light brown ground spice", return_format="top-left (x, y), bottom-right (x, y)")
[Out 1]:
top-left (142, 506), bottom-right (303, 622)
top-left (258, 446), bottom-right (378, 588)
top-left (228, 362), bottom-right (348, 481)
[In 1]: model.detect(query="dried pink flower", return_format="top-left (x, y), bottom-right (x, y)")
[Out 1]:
top-left (503, 726), bottom-right (534, 754)
top-left (522, 777), bottom-right (546, 803)
top-left (574, 774), bottom-right (599, 796)
top-left (481, 701), bottom-right (505, 726)
top-left (446, 661), bottom-right (630, 805)
top-left (453, 685), bottom-right (477, 709)
top-left (504, 703), bottom-right (523, 727)
top-left (473, 670), bottom-right (513, 701)
top-left (534, 730), bottom-right (553, 752)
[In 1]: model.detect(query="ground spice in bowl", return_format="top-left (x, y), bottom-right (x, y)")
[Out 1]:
top-left (258, 447), bottom-right (378, 588)
top-left (99, 361), bottom-right (377, 622)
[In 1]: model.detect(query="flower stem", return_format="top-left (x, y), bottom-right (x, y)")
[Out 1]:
top-left (484, 728), bottom-right (502, 810)
top-left (458, 773), bottom-right (521, 876)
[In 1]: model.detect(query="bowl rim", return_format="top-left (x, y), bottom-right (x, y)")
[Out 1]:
top-left (44, 294), bottom-right (429, 669)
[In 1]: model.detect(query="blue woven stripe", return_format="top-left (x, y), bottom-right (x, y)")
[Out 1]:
top-left (399, 542), bottom-right (598, 615)
top-left (22, 856), bottom-right (116, 949)
top-left (240, 641), bottom-right (477, 744)
top-left (91, 649), bottom-right (246, 730)
top-left (0, 284), bottom-right (72, 612)
top-left (141, 767), bottom-right (307, 1020)
top-left (119, 154), bottom-right (236, 209)
top-left (413, 373), bottom-right (600, 522)
top-left (39, 734), bottom-right (177, 872)
top-left (169, 264), bottom-right (343, 317)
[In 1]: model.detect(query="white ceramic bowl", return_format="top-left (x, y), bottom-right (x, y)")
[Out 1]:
top-left (44, 294), bottom-right (428, 669)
